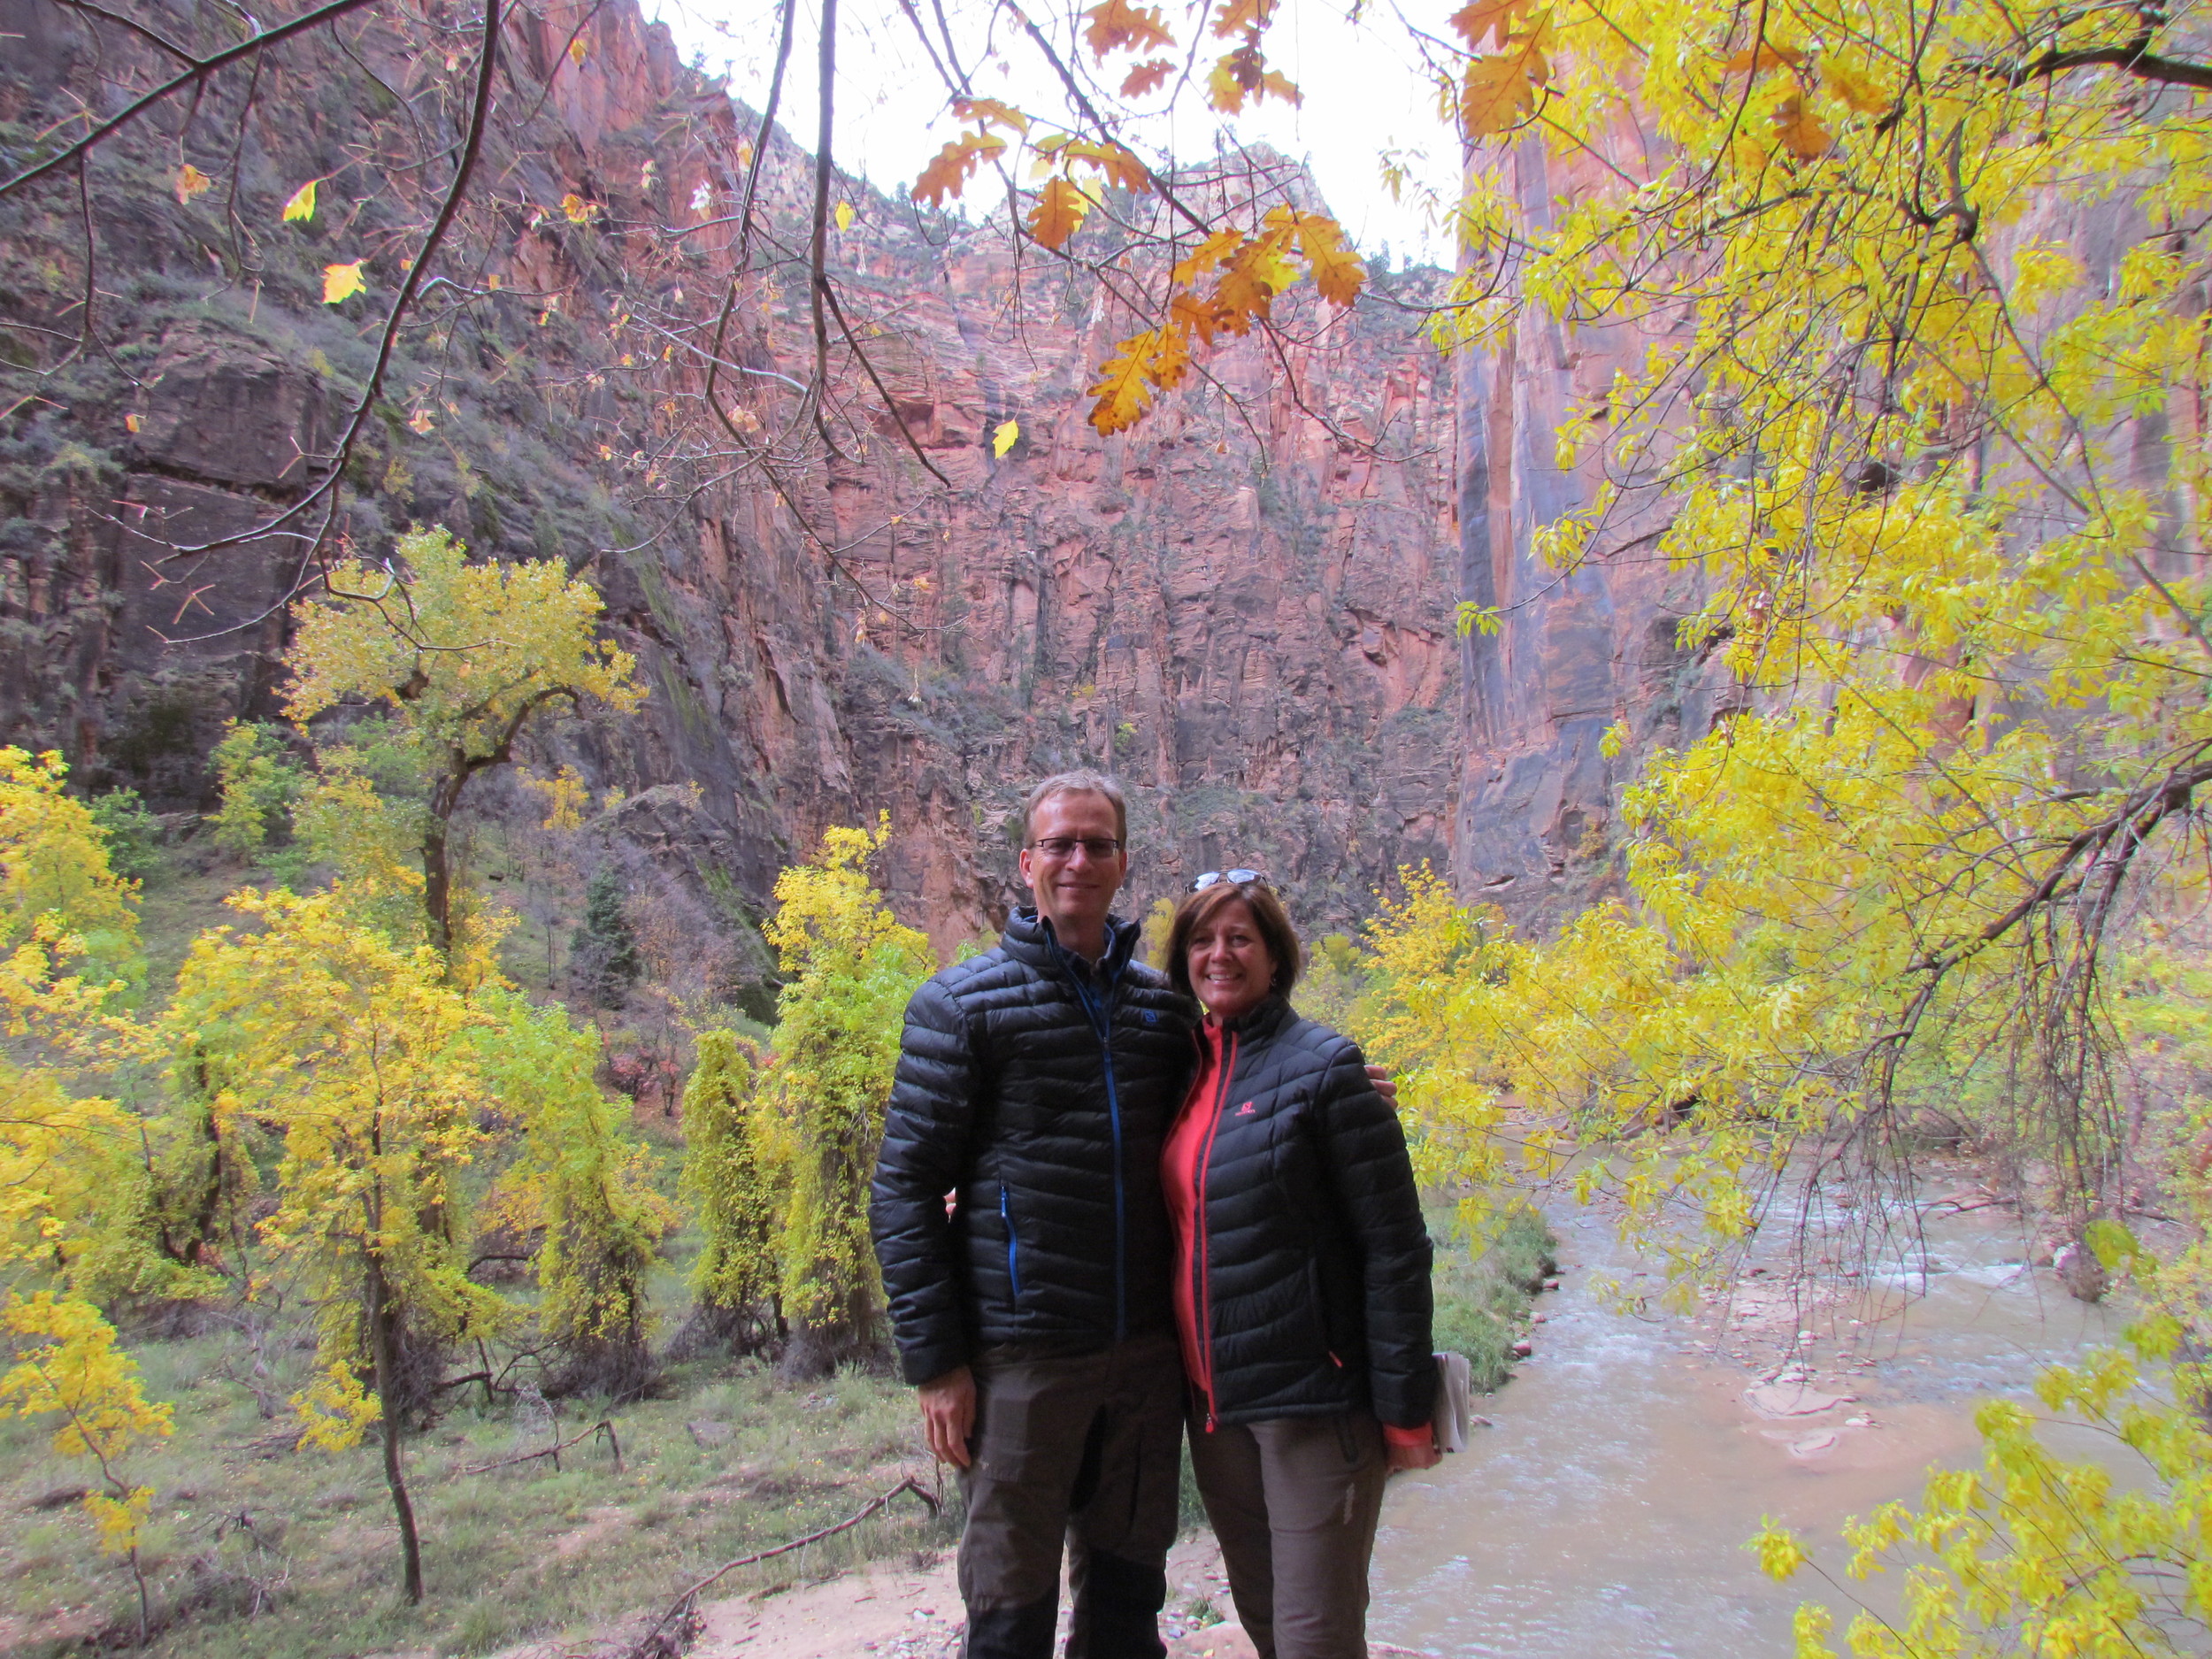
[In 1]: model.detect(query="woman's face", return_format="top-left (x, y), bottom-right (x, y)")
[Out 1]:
top-left (1185, 896), bottom-right (1275, 1023)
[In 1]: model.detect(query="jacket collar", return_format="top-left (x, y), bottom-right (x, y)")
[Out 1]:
top-left (1004, 906), bottom-right (1141, 983)
top-left (1205, 994), bottom-right (1294, 1044)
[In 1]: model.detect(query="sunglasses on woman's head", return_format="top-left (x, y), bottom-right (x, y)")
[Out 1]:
top-left (1188, 869), bottom-right (1271, 893)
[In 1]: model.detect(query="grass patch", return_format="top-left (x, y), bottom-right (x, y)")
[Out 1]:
top-left (0, 1343), bottom-right (956, 1658)
top-left (1432, 1199), bottom-right (1559, 1393)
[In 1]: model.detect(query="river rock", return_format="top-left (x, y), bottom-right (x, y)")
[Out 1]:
top-left (1744, 1383), bottom-right (1851, 1418)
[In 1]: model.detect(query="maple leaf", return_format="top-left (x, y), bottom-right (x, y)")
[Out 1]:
top-left (173, 164), bottom-right (212, 204)
top-left (1448, 0), bottom-right (1536, 50)
top-left (911, 133), bottom-right (1007, 208)
top-left (953, 97), bottom-right (1031, 134)
top-left (561, 193), bottom-right (596, 223)
top-left (1082, 0), bottom-right (1174, 58)
top-left (1722, 40), bottom-right (1805, 73)
top-left (1121, 58), bottom-right (1174, 96)
top-left (1173, 228), bottom-right (1246, 286)
top-left (1775, 96), bottom-right (1832, 158)
top-left (1210, 0), bottom-right (1277, 39)
top-left (1027, 177), bottom-right (1092, 249)
top-left (1460, 27), bottom-right (1551, 138)
top-left (994, 419), bottom-right (1020, 457)
top-left (281, 180), bottom-right (317, 222)
top-left (1063, 140), bottom-right (1152, 193)
top-left (408, 408), bottom-right (435, 434)
top-left (322, 261), bottom-right (365, 304)
top-left (1294, 212), bottom-right (1365, 307)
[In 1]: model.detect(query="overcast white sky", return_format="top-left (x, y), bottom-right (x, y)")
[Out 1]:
top-left (642, 0), bottom-right (1467, 266)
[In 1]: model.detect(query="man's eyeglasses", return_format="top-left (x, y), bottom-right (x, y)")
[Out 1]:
top-left (1188, 869), bottom-right (1272, 893)
top-left (1026, 836), bottom-right (1125, 859)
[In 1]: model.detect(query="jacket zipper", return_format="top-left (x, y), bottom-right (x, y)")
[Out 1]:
top-left (1001, 1184), bottom-right (1020, 1302)
top-left (1071, 968), bottom-right (1127, 1344)
top-left (1193, 1028), bottom-right (1239, 1431)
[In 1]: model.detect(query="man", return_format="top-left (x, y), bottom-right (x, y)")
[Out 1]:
top-left (871, 770), bottom-right (1196, 1659)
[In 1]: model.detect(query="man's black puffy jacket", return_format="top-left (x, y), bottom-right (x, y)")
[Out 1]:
top-left (1179, 997), bottom-right (1435, 1432)
top-left (870, 909), bottom-right (1199, 1386)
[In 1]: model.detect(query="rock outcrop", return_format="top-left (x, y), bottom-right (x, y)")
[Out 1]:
top-left (0, 0), bottom-right (1460, 974)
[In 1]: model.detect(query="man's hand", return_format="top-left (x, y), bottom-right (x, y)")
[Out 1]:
top-left (1364, 1063), bottom-right (1398, 1103)
top-left (918, 1365), bottom-right (976, 1468)
top-left (1386, 1434), bottom-right (1442, 1472)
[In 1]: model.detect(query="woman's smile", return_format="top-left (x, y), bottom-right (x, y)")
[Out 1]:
top-left (1186, 897), bottom-right (1274, 1022)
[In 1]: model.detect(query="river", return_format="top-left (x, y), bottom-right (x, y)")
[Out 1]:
top-left (1369, 1188), bottom-right (2129, 1656)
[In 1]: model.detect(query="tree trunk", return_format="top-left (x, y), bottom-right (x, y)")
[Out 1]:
top-left (367, 1256), bottom-right (424, 1604)
top-left (422, 812), bottom-right (453, 964)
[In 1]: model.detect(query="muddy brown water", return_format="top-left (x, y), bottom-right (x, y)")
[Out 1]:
top-left (1368, 1198), bottom-right (2127, 1655)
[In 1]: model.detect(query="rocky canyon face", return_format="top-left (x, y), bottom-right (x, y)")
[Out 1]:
top-left (0, 0), bottom-right (1465, 979)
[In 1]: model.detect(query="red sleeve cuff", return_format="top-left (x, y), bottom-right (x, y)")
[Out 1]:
top-left (1382, 1422), bottom-right (1433, 1448)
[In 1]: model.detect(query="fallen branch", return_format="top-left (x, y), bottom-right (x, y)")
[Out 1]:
top-left (460, 1418), bottom-right (622, 1477)
top-left (624, 1476), bottom-right (941, 1659)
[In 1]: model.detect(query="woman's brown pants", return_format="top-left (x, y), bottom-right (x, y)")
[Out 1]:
top-left (1186, 1409), bottom-right (1388, 1659)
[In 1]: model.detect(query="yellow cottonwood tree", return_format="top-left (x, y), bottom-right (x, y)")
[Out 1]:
top-left (285, 525), bottom-right (644, 963)
top-left (173, 885), bottom-right (505, 1604)
top-left (752, 817), bottom-right (933, 1374)
top-left (680, 1029), bottom-right (784, 1350)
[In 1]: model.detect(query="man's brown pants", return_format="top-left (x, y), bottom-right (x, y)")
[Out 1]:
top-left (957, 1332), bottom-right (1184, 1659)
top-left (1185, 1409), bottom-right (1388, 1659)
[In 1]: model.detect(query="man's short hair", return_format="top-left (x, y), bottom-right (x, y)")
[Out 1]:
top-left (1023, 770), bottom-right (1128, 845)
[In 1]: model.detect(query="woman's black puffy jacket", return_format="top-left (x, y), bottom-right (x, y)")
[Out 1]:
top-left (1179, 996), bottom-right (1435, 1432)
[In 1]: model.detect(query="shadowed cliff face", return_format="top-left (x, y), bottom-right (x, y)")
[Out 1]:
top-left (0, 0), bottom-right (1461, 972)
top-left (1449, 137), bottom-right (1733, 933)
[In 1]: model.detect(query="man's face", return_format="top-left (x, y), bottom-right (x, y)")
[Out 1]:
top-left (1018, 790), bottom-right (1129, 941)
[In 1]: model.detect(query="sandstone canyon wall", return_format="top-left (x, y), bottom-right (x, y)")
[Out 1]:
top-left (0, 0), bottom-right (1463, 980)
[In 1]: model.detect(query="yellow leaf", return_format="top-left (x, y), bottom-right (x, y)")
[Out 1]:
top-left (408, 408), bottom-right (434, 435)
top-left (1208, 56), bottom-right (1249, 112)
top-left (282, 179), bottom-right (317, 222)
top-left (568, 35), bottom-right (588, 66)
top-left (561, 193), bottom-right (595, 224)
top-left (1173, 228), bottom-right (1245, 286)
top-left (835, 200), bottom-right (856, 231)
top-left (1823, 65), bottom-right (1885, 114)
top-left (173, 164), bottom-right (212, 204)
top-left (994, 419), bottom-right (1020, 457)
top-left (1121, 58), bottom-right (1174, 96)
top-left (1026, 176), bottom-right (1092, 249)
top-left (322, 261), bottom-right (365, 304)
top-left (124, 413), bottom-right (142, 433)
top-left (1083, 0), bottom-right (1174, 58)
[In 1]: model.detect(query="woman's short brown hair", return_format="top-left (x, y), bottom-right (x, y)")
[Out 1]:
top-left (1165, 879), bottom-right (1302, 1002)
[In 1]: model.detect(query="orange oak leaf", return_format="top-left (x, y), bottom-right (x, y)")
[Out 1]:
top-left (1063, 140), bottom-right (1153, 193)
top-left (1722, 40), bottom-right (1805, 72)
top-left (1210, 0), bottom-right (1277, 39)
top-left (1090, 330), bottom-right (1164, 434)
top-left (1460, 27), bottom-right (1551, 138)
top-left (911, 133), bottom-right (1007, 207)
top-left (1120, 58), bottom-right (1175, 96)
top-left (1775, 96), bottom-right (1832, 158)
top-left (1448, 0), bottom-right (1537, 50)
top-left (173, 164), bottom-right (212, 204)
top-left (1083, 0), bottom-right (1174, 58)
top-left (1292, 211), bottom-right (1364, 307)
top-left (1173, 228), bottom-right (1245, 286)
top-left (1027, 177), bottom-right (1092, 249)
top-left (1823, 65), bottom-right (1885, 113)
top-left (954, 96), bottom-right (1031, 134)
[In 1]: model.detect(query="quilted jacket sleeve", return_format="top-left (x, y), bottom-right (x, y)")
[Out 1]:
top-left (870, 975), bottom-right (983, 1386)
top-left (1317, 1043), bottom-right (1437, 1431)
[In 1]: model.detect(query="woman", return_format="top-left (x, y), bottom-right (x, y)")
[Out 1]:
top-left (1161, 871), bottom-right (1439, 1659)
